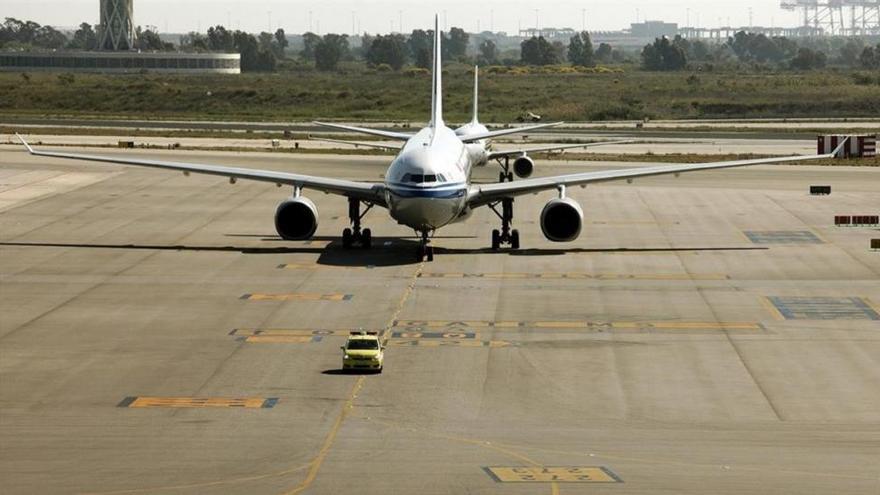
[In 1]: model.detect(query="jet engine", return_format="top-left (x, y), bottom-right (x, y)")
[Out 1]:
top-left (540, 197), bottom-right (583, 242)
top-left (274, 197), bottom-right (319, 240)
top-left (512, 156), bottom-right (534, 179)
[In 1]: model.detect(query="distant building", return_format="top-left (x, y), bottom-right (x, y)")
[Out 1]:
top-left (629, 21), bottom-right (679, 39)
top-left (0, 51), bottom-right (241, 74)
top-left (0, 0), bottom-right (241, 74)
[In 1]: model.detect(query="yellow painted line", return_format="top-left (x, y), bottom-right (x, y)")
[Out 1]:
top-left (485, 467), bottom-right (622, 483)
top-left (534, 321), bottom-right (589, 329)
top-left (232, 329), bottom-right (351, 337)
top-left (419, 272), bottom-right (728, 281)
top-left (761, 296), bottom-right (787, 321)
top-left (122, 397), bottom-right (277, 409)
top-left (241, 293), bottom-right (352, 302)
top-left (277, 263), bottom-right (369, 270)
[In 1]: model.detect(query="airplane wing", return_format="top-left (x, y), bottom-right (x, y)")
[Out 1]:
top-left (313, 121), bottom-right (414, 141)
top-left (468, 145), bottom-right (847, 208)
top-left (16, 134), bottom-right (387, 205)
top-left (487, 140), bottom-right (636, 159)
top-left (459, 122), bottom-right (565, 143)
top-left (308, 135), bottom-right (403, 152)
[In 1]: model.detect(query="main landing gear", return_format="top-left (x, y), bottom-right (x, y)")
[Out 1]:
top-left (496, 156), bottom-right (514, 183)
top-left (342, 197), bottom-right (374, 249)
top-left (489, 197), bottom-right (520, 251)
top-left (416, 230), bottom-right (434, 262)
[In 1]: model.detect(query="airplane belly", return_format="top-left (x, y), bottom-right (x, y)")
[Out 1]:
top-left (387, 191), bottom-right (466, 230)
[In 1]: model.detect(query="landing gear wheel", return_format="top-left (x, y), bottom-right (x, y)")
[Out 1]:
top-left (342, 228), bottom-right (353, 249)
top-left (425, 245), bottom-right (434, 262)
top-left (507, 172), bottom-right (514, 182)
top-left (491, 229), bottom-right (501, 251)
top-left (499, 171), bottom-right (506, 183)
top-left (361, 228), bottom-right (372, 249)
top-left (511, 229), bottom-right (520, 250)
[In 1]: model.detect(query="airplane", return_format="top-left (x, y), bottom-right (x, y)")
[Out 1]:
top-left (15, 16), bottom-right (847, 262)
top-left (453, 65), bottom-right (635, 186)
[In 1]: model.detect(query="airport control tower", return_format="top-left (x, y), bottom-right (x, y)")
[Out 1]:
top-left (98, 0), bottom-right (134, 50)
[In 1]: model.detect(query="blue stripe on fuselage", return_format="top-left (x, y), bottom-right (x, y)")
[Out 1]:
top-left (387, 182), bottom-right (467, 199)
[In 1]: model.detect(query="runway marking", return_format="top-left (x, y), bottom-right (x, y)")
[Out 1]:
top-left (419, 272), bottom-right (729, 280)
top-left (118, 397), bottom-right (278, 409)
top-left (766, 296), bottom-right (880, 320)
top-left (743, 231), bottom-right (823, 245)
top-left (229, 329), bottom-right (328, 343)
top-left (240, 293), bottom-right (353, 301)
top-left (390, 331), bottom-right (478, 339)
top-left (277, 263), bottom-right (375, 270)
top-left (394, 320), bottom-right (762, 332)
top-left (231, 328), bottom-right (345, 336)
top-left (245, 335), bottom-right (322, 343)
top-left (387, 339), bottom-right (516, 348)
top-left (484, 467), bottom-right (622, 483)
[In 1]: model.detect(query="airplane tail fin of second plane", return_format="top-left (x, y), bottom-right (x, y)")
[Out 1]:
top-left (471, 66), bottom-right (479, 125)
top-left (430, 14), bottom-right (444, 129)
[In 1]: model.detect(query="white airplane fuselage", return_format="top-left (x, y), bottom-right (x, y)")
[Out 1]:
top-left (456, 121), bottom-right (491, 167)
top-left (384, 125), bottom-right (475, 231)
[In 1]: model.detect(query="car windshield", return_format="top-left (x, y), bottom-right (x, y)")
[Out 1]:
top-left (347, 339), bottom-right (379, 350)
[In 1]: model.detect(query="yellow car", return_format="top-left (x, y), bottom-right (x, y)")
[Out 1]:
top-left (341, 331), bottom-right (384, 372)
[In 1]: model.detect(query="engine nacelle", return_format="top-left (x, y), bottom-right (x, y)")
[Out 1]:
top-left (512, 156), bottom-right (534, 179)
top-left (540, 197), bottom-right (583, 242)
top-left (274, 197), bottom-right (319, 240)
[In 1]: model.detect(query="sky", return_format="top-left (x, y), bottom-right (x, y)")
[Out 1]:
top-left (5, 0), bottom-right (806, 34)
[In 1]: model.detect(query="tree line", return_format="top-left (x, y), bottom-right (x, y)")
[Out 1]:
top-left (1, 17), bottom-right (172, 52)
top-left (640, 31), bottom-right (880, 71)
top-left (4, 16), bottom-right (879, 74)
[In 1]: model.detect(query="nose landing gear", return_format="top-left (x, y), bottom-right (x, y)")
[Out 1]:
top-left (489, 197), bottom-right (520, 251)
top-left (416, 230), bottom-right (434, 262)
top-left (342, 197), bottom-right (374, 249)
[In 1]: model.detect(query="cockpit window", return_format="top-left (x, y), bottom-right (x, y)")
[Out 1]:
top-left (400, 173), bottom-right (447, 184)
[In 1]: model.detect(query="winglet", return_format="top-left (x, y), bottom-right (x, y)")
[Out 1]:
top-left (429, 14), bottom-right (444, 129)
top-left (16, 133), bottom-right (34, 154)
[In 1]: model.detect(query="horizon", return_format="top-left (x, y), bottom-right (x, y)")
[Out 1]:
top-left (4, 1), bottom-right (808, 35)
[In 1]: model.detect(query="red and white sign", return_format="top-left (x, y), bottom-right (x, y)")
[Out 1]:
top-left (818, 134), bottom-right (877, 158)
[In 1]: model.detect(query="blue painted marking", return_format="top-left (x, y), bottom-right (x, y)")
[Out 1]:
top-left (117, 396), bottom-right (137, 408)
top-left (261, 398), bottom-right (279, 409)
top-left (745, 231), bottom-right (822, 245)
top-left (769, 296), bottom-right (880, 320)
top-left (343, 294), bottom-right (354, 301)
top-left (311, 336), bottom-right (324, 343)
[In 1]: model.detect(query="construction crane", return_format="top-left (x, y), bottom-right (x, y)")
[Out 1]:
top-left (781, 0), bottom-right (880, 35)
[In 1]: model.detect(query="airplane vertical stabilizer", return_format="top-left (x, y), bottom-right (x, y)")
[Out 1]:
top-left (430, 15), bottom-right (444, 129)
